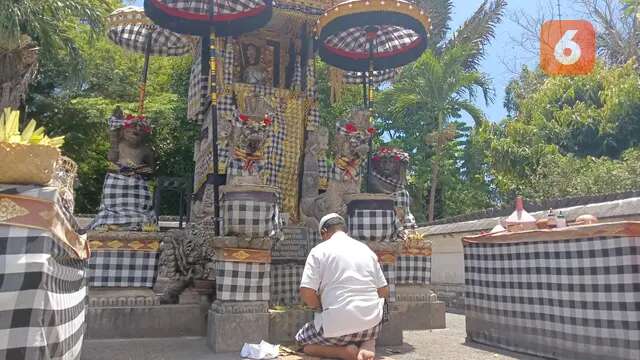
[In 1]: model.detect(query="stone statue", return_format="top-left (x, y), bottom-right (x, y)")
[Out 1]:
top-left (368, 147), bottom-right (418, 237)
top-left (241, 44), bottom-right (268, 86)
top-left (226, 94), bottom-right (273, 185)
top-left (300, 108), bottom-right (372, 229)
top-left (107, 109), bottom-right (155, 177)
top-left (88, 108), bottom-right (157, 231)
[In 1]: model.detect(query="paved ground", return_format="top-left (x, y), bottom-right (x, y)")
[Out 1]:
top-left (82, 313), bottom-right (544, 360)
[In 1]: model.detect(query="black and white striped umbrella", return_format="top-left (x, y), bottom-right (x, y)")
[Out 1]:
top-left (143, 0), bottom-right (273, 36)
top-left (107, 6), bottom-right (192, 56)
top-left (315, 0), bottom-right (430, 72)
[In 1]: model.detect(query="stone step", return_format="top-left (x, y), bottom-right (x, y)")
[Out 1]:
top-left (87, 288), bottom-right (207, 339)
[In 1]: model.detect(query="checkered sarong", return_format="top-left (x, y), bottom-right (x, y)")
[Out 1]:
top-left (397, 255), bottom-right (431, 284)
top-left (215, 261), bottom-right (270, 301)
top-left (295, 321), bottom-right (382, 346)
top-left (465, 236), bottom-right (640, 360)
top-left (348, 209), bottom-right (398, 242)
top-left (88, 173), bottom-right (156, 230)
top-left (0, 226), bottom-right (87, 360)
top-left (270, 264), bottom-right (303, 306)
top-left (88, 250), bottom-right (160, 288)
top-left (107, 24), bottom-right (191, 56)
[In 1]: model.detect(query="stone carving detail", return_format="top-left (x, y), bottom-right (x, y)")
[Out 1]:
top-left (108, 106), bottom-right (154, 177)
top-left (300, 108), bottom-right (372, 230)
top-left (211, 300), bottom-right (269, 314)
top-left (241, 44), bottom-right (268, 86)
top-left (157, 227), bottom-right (216, 304)
top-left (226, 94), bottom-right (273, 186)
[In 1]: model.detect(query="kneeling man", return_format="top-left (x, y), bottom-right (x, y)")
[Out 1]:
top-left (295, 213), bottom-right (389, 360)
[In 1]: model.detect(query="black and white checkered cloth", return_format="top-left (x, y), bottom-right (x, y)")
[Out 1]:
top-left (88, 250), bottom-right (160, 288)
top-left (221, 197), bottom-right (279, 238)
top-left (317, 158), bottom-right (329, 190)
top-left (397, 255), bottom-right (431, 284)
top-left (291, 57), bottom-right (302, 91)
top-left (215, 261), bottom-right (270, 301)
top-left (381, 263), bottom-right (396, 303)
top-left (270, 264), bottom-right (303, 306)
top-left (324, 25), bottom-right (420, 57)
top-left (305, 58), bottom-right (317, 100)
top-left (348, 209), bottom-right (399, 242)
top-left (295, 321), bottom-right (382, 346)
top-left (108, 24), bottom-right (191, 56)
top-left (393, 189), bottom-right (417, 229)
top-left (465, 236), bottom-right (640, 360)
top-left (264, 110), bottom-right (286, 187)
top-left (0, 226), bottom-right (87, 360)
top-left (343, 69), bottom-right (398, 85)
top-left (188, 41), bottom-right (209, 123)
top-left (223, 40), bottom-right (235, 86)
top-left (88, 173), bottom-right (156, 230)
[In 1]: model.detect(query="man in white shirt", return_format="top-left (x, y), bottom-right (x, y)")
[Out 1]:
top-left (295, 213), bottom-right (390, 360)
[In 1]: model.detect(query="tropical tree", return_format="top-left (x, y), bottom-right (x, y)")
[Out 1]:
top-left (377, 0), bottom-right (506, 222)
top-left (0, 0), bottom-right (113, 110)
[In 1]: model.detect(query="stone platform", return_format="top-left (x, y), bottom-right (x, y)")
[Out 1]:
top-left (86, 288), bottom-right (207, 339)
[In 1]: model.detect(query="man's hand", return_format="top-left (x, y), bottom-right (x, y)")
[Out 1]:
top-left (377, 286), bottom-right (390, 299)
top-left (300, 287), bottom-right (322, 310)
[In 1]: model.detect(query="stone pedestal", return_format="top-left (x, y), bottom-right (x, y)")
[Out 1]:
top-left (87, 231), bottom-right (162, 288)
top-left (395, 285), bottom-right (446, 330)
top-left (207, 301), bottom-right (270, 353)
top-left (377, 315), bottom-right (404, 346)
top-left (86, 288), bottom-right (206, 339)
top-left (268, 308), bottom-right (314, 344)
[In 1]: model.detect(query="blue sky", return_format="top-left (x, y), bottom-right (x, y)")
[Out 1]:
top-left (132, 0), bottom-right (582, 122)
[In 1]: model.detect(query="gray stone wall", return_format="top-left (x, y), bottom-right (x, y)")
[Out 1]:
top-left (430, 283), bottom-right (465, 313)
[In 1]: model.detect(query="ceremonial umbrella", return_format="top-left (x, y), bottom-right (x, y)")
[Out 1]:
top-left (143, 0), bottom-right (274, 235)
top-left (143, 0), bottom-right (273, 36)
top-left (315, 0), bottom-right (430, 190)
top-left (316, 0), bottom-right (430, 107)
top-left (107, 6), bottom-right (193, 114)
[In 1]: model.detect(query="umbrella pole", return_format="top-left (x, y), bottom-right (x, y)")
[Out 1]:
top-left (203, 34), bottom-right (221, 236)
top-left (138, 30), bottom-right (153, 115)
top-left (365, 35), bottom-right (374, 192)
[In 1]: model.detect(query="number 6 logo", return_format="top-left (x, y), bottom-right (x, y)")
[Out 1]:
top-left (541, 20), bottom-right (596, 76)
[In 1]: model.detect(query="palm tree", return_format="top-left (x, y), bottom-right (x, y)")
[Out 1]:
top-left (378, 0), bottom-right (506, 222)
top-left (0, 0), bottom-right (112, 110)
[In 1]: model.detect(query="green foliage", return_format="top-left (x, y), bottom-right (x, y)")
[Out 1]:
top-left (27, 20), bottom-right (197, 214)
top-left (531, 149), bottom-right (640, 199)
top-left (507, 61), bottom-right (640, 158)
top-left (478, 60), bottom-right (640, 203)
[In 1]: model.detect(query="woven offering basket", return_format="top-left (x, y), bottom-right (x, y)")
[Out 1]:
top-left (0, 142), bottom-right (60, 185)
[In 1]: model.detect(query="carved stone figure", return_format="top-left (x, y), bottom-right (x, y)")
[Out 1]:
top-left (88, 108), bottom-right (156, 231)
top-left (226, 94), bottom-right (273, 186)
top-left (108, 110), bottom-right (155, 177)
top-left (300, 108), bottom-right (372, 229)
top-left (241, 44), bottom-right (268, 86)
top-left (368, 147), bottom-right (418, 237)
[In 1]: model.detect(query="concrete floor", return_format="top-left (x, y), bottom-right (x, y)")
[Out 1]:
top-left (81, 313), bottom-right (545, 360)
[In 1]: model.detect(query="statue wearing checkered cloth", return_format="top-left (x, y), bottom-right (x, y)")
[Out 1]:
top-left (368, 147), bottom-right (418, 235)
top-left (89, 107), bottom-right (157, 231)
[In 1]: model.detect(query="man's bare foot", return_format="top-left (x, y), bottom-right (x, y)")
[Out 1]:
top-left (343, 344), bottom-right (359, 360)
top-left (357, 348), bottom-right (375, 360)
